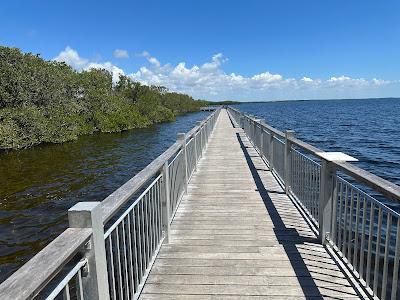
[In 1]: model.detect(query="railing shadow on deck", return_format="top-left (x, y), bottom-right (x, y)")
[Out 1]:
top-left (235, 131), bottom-right (366, 299)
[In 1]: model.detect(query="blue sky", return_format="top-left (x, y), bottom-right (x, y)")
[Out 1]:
top-left (1, 0), bottom-right (400, 101)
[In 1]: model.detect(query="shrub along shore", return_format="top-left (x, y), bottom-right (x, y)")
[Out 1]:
top-left (0, 46), bottom-right (211, 150)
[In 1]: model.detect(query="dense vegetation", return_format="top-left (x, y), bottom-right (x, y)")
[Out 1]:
top-left (0, 46), bottom-right (209, 149)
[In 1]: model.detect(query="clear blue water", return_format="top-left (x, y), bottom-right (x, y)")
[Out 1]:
top-left (233, 98), bottom-right (400, 206)
top-left (0, 111), bottom-right (209, 282)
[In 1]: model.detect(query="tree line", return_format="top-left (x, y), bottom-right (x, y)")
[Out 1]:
top-left (0, 46), bottom-right (210, 149)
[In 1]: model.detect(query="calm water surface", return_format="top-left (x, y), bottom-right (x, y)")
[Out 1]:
top-left (0, 111), bottom-right (209, 282)
top-left (1, 98), bottom-right (400, 283)
top-left (233, 98), bottom-right (400, 205)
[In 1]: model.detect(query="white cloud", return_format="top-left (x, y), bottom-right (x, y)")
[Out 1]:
top-left (113, 49), bottom-right (129, 58)
top-left (129, 51), bottom-right (395, 100)
top-left (54, 47), bottom-right (396, 100)
top-left (139, 51), bottom-right (161, 68)
top-left (53, 46), bottom-right (88, 70)
top-left (54, 46), bottom-right (124, 83)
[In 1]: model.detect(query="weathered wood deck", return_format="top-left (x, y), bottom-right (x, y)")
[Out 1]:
top-left (140, 109), bottom-right (365, 299)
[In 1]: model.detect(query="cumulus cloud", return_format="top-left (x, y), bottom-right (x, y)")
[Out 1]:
top-left (113, 49), bottom-right (129, 58)
top-left (54, 47), bottom-right (395, 100)
top-left (129, 51), bottom-right (394, 100)
top-left (54, 46), bottom-right (88, 70)
top-left (54, 46), bottom-right (124, 83)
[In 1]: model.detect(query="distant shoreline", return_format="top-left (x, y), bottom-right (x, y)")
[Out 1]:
top-left (211, 97), bottom-right (400, 104)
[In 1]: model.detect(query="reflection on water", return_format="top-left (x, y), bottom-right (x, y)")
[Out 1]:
top-left (0, 111), bottom-right (209, 282)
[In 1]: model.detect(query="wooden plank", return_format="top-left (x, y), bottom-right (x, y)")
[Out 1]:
top-left (140, 109), bottom-right (363, 299)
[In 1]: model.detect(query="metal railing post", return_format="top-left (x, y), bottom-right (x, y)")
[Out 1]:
top-left (259, 119), bottom-right (266, 158)
top-left (284, 130), bottom-right (295, 194)
top-left (68, 202), bottom-right (110, 300)
top-left (319, 159), bottom-right (336, 244)
top-left (177, 133), bottom-right (188, 192)
top-left (194, 132), bottom-right (198, 171)
top-left (269, 132), bottom-right (274, 171)
top-left (254, 119), bottom-right (261, 151)
top-left (197, 121), bottom-right (203, 154)
top-left (161, 161), bottom-right (171, 243)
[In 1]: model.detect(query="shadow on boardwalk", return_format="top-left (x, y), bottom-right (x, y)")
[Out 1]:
top-left (235, 131), bottom-right (365, 299)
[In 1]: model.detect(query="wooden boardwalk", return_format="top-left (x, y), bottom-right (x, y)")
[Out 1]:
top-left (140, 109), bottom-right (365, 299)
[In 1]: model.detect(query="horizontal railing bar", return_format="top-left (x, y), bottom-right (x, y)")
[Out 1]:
top-left (101, 141), bottom-right (181, 224)
top-left (0, 107), bottom-right (221, 300)
top-left (104, 174), bottom-right (162, 238)
top-left (228, 106), bottom-right (400, 203)
top-left (337, 175), bottom-right (400, 218)
top-left (101, 110), bottom-right (219, 224)
top-left (0, 228), bottom-right (92, 300)
top-left (335, 161), bottom-right (400, 202)
top-left (45, 259), bottom-right (87, 300)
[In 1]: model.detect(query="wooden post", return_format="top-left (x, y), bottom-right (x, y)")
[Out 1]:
top-left (319, 160), bottom-right (336, 244)
top-left (161, 161), bottom-right (171, 243)
top-left (68, 202), bottom-right (110, 300)
top-left (284, 130), bottom-right (295, 194)
top-left (177, 133), bottom-right (188, 193)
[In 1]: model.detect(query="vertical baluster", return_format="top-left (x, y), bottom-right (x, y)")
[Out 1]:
top-left (331, 177), bottom-right (338, 244)
top-left (114, 228), bottom-right (123, 299)
top-left (162, 161), bottom-right (171, 243)
top-left (149, 187), bottom-right (154, 254)
top-left (77, 269), bottom-right (84, 300)
top-left (342, 184), bottom-right (349, 256)
top-left (359, 196), bottom-right (367, 280)
top-left (131, 211), bottom-right (139, 292)
top-left (337, 181), bottom-right (343, 250)
top-left (63, 284), bottom-right (70, 300)
top-left (140, 200), bottom-right (146, 275)
top-left (145, 193), bottom-right (150, 265)
top-left (121, 220), bottom-right (129, 300)
top-left (366, 202), bottom-right (375, 287)
top-left (353, 192), bottom-right (361, 271)
top-left (347, 189), bottom-right (354, 262)
top-left (108, 237), bottom-right (117, 300)
top-left (391, 218), bottom-right (400, 300)
top-left (373, 207), bottom-right (383, 295)
top-left (381, 213), bottom-right (392, 300)
top-left (125, 215), bottom-right (134, 297)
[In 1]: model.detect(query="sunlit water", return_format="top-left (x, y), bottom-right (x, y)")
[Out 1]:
top-left (233, 98), bottom-right (400, 207)
top-left (0, 111), bottom-right (209, 282)
top-left (1, 98), bottom-right (399, 283)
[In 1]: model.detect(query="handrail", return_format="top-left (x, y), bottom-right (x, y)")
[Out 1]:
top-left (0, 107), bottom-right (221, 300)
top-left (227, 106), bottom-right (400, 300)
top-left (102, 109), bottom-right (220, 224)
top-left (227, 106), bottom-right (400, 202)
top-left (0, 228), bottom-right (92, 300)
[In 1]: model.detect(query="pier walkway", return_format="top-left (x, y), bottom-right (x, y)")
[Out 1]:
top-left (2, 108), bottom-right (399, 300)
top-left (141, 110), bottom-right (363, 299)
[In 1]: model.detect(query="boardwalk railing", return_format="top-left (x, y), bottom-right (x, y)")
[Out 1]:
top-left (227, 106), bottom-right (400, 300)
top-left (0, 108), bottom-right (220, 300)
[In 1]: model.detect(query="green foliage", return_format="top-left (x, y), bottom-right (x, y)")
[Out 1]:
top-left (0, 46), bottom-right (206, 149)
